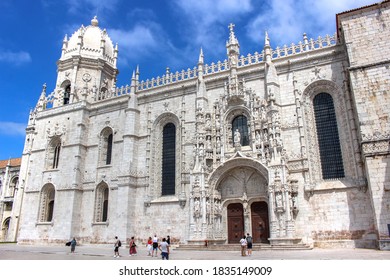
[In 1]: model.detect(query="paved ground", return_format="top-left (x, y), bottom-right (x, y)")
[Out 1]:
top-left (1, 243), bottom-right (390, 260)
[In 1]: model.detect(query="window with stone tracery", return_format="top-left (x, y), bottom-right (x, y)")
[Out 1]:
top-left (8, 176), bottom-right (18, 197)
top-left (38, 184), bottom-right (55, 223)
top-left (313, 92), bottom-right (345, 179)
top-left (94, 183), bottom-right (109, 222)
top-left (64, 84), bottom-right (70, 105)
top-left (46, 137), bottom-right (61, 169)
top-left (99, 127), bottom-right (113, 166)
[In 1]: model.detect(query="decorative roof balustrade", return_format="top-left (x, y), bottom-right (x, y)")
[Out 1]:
top-left (40, 32), bottom-right (338, 111)
top-left (135, 32), bottom-right (337, 93)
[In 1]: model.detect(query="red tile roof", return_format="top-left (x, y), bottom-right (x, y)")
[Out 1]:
top-left (0, 158), bottom-right (22, 168)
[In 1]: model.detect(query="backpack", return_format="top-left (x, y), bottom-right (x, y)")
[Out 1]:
top-left (246, 236), bottom-right (252, 243)
top-left (118, 240), bottom-right (122, 247)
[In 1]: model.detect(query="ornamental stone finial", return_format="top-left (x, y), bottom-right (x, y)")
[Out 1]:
top-left (91, 16), bottom-right (98, 26)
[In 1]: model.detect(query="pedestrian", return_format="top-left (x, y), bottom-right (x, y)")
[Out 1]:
top-left (166, 235), bottom-right (171, 245)
top-left (146, 237), bottom-right (153, 256)
top-left (129, 236), bottom-right (137, 256)
top-left (152, 234), bottom-right (159, 257)
top-left (158, 237), bottom-right (170, 260)
top-left (240, 236), bottom-right (247, 256)
top-left (114, 236), bottom-right (121, 258)
top-left (70, 237), bottom-right (77, 253)
top-left (246, 233), bottom-right (253, 256)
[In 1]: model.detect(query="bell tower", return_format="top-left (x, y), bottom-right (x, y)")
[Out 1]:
top-left (53, 16), bottom-right (118, 107)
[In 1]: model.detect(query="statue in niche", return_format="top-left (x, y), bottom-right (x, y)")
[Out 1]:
top-left (199, 144), bottom-right (204, 157)
top-left (206, 199), bottom-right (211, 219)
top-left (215, 118), bottom-right (221, 129)
top-left (229, 54), bottom-right (237, 67)
top-left (254, 108), bottom-right (259, 120)
top-left (194, 198), bottom-right (200, 218)
top-left (206, 136), bottom-right (212, 152)
top-left (205, 116), bottom-right (211, 130)
top-left (255, 131), bottom-right (261, 147)
top-left (215, 200), bottom-right (222, 216)
top-left (260, 106), bottom-right (266, 121)
top-left (234, 129), bottom-right (241, 145)
top-left (276, 192), bottom-right (283, 209)
top-left (268, 88), bottom-right (275, 100)
top-left (216, 137), bottom-right (221, 154)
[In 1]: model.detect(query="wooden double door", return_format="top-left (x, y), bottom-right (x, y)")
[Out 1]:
top-left (227, 202), bottom-right (269, 244)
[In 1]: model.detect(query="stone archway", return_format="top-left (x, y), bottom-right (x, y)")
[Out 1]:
top-left (208, 156), bottom-right (269, 244)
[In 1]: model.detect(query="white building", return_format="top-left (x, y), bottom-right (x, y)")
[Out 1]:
top-left (8, 2), bottom-right (390, 249)
top-left (0, 158), bottom-right (21, 242)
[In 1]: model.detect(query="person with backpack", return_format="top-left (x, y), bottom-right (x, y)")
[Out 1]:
top-left (70, 237), bottom-right (77, 253)
top-left (114, 236), bottom-right (121, 258)
top-left (246, 233), bottom-right (253, 256)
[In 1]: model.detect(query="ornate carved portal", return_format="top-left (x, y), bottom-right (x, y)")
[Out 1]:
top-left (218, 165), bottom-right (269, 244)
top-left (190, 157), bottom-right (299, 244)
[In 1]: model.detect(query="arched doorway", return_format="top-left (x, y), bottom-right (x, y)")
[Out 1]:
top-left (2, 217), bottom-right (10, 241)
top-left (227, 203), bottom-right (244, 244)
top-left (251, 202), bottom-right (269, 243)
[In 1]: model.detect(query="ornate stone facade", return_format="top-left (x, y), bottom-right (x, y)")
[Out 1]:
top-left (6, 2), bottom-right (390, 250)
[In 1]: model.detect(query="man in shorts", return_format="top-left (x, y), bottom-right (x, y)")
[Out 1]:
top-left (114, 236), bottom-right (120, 258)
top-left (246, 233), bottom-right (253, 256)
top-left (159, 237), bottom-right (170, 260)
top-left (152, 234), bottom-right (159, 257)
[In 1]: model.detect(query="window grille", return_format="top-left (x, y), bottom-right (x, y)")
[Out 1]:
top-left (313, 93), bottom-right (345, 179)
top-left (162, 123), bottom-right (176, 195)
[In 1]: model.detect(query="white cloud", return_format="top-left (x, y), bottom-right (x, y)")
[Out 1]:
top-left (109, 24), bottom-right (160, 62)
top-left (246, 0), bottom-right (378, 48)
top-left (0, 122), bottom-right (26, 136)
top-left (0, 50), bottom-right (31, 65)
top-left (173, 0), bottom-right (253, 56)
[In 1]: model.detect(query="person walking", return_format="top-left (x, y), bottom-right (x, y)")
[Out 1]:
top-left (166, 235), bottom-right (171, 245)
top-left (240, 236), bottom-right (247, 257)
top-left (146, 237), bottom-right (153, 256)
top-left (158, 237), bottom-right (170, 260)
top-left (70, 237), bottom-right (77, 253)
top-left (114, 236), bottom-right (121, 258)
top-left (152, 234), bottom-right (159, 257)
top-left (129, 236), bottom-right (137, 256)
top-left (246, 233), bottom-right (253, 256)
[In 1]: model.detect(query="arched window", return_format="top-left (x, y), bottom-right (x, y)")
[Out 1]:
top-left (100, 128), bottom-right (113, 165)
top-left (232, 115), bottom-right (249, 146)
top-left (313, 93), bottom-right (345, 179)
top-left (64, 85), bottom-right (70, 105)
top-left (39, 184), bottom-right (55, 222)
top-left (98, 87), bottom-right (107, 101)
top-left (47, 137), bottom-right (61, 169)
top-left (94, 183), bottom-right (109, 222)
top-left (8, 176), bottom-right (18, 197)
top-left (162, 123), bottom-right (176, 196)
top-left (2, 217), bottom-right (10, 240)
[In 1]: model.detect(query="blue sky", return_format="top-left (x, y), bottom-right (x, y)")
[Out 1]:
top-left (0, 0), bottom-right (378, 160)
